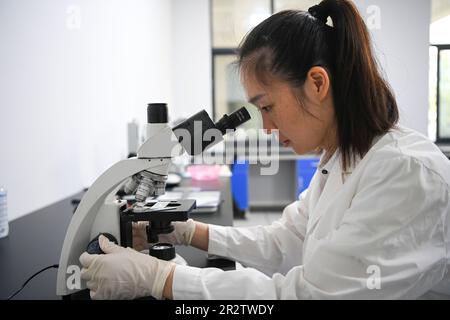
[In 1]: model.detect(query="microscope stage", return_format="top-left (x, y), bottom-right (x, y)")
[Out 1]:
top-left (121, 199), bottom-right (196, 222)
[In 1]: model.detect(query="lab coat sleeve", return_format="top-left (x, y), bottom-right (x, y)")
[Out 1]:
top-left (298, 156), bottom-right (450, 299)
top-left (172, 156), bottom-right (450, 299)
top-left (206, 190), bottom-right (310, 276)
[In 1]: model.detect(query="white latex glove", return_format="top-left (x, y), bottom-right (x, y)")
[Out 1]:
top-left (132, 219), bottom-right (196, 252)
top-left (79, 234), bottom-right (175, 300)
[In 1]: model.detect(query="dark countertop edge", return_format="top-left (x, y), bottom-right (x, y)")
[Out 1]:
top-left (437, 143), bottom-right (450, 156)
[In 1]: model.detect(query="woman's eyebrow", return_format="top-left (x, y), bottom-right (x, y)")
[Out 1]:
top-left (248, 94), bottom-right (266, 105)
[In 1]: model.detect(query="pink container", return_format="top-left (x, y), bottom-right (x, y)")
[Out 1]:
top-left (187, 165), bottom-right (222, 181)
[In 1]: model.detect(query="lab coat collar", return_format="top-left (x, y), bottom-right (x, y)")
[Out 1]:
top-left (307, 153), bottom-right (343, 234)
top-left (306, 150), bottom-right (362, 234)
top-left (318, 149), bottom-right (339, 172)
top-left (306, 133), bottom-right (388, 235)
top-left (317, 128), bottom-right (389, 176)
top-left (318, 149), bottom-right (360, 183)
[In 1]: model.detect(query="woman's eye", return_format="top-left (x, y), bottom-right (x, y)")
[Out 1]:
top-left (261, 105), bottom-right (273, 113)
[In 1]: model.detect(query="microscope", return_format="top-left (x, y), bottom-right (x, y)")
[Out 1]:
top-left (56, 103), bottom-right (250, 298)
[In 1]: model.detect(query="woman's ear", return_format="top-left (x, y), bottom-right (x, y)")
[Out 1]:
top-left (304, 66), bottom-right (330, 103)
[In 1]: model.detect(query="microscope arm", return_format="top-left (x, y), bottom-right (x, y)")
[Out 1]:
top-left (56, 157), bottom-right (172, 296)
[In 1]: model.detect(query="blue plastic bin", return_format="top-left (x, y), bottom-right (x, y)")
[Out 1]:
top-left (231, 160), bottom-right (249, 211)
top-left (296, 158), bottom-right (320, 196)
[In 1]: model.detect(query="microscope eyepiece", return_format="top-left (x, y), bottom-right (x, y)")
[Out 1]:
top-left (215, 107), bottom-right (251, 135)
top-left (173, 107), bottom-right (251, 155)
top-left (147, 103), bottom-right (168, 124)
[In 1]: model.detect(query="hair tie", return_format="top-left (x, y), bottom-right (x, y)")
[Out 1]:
top-left (308, 4), bottom-right (329, 24)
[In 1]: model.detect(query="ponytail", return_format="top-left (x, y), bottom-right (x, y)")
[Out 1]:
top-left (315, 0), bottom-right (399, 168)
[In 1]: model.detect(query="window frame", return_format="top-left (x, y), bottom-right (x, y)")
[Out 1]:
top-left (211, 48), bottom-right (237, 120)
top-left (210, 0), bottom-right (275, 120)
top-left (431, 44), bottom-right (450, 143)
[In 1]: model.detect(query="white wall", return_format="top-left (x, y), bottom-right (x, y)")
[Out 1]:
top-left (355, 0), bottom-right (431, 135)
top-left (0, 0), bottom-right (430, 220)
top-left (0, 0), bottom-right (173, 220)
top-left (170, 0), bottom-right (212, 122)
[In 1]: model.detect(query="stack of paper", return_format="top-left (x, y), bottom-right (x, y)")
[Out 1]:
top-left (156, 190), bottom-right (221, 210)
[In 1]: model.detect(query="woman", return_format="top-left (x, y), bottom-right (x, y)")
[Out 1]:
top-left (80, 0), bottom-right (450, 299)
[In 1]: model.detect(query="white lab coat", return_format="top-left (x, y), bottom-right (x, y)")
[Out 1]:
top-left (172, 126), bottom-right (450, 299)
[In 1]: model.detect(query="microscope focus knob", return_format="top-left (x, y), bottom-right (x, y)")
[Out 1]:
top-left (86, 233), bottom-right (118, 254)
top-left (149, 243), bottom-right (176, 261)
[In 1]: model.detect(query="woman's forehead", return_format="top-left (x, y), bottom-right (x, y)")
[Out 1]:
top-left (242, 70), bottom-right (286, 97)
top-left (242, 76), bottom-right (269, 103)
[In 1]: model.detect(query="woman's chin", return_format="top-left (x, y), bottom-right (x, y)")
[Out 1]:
top-left (292, 145), bottom-right (314, 155)
top-left (291, 145), bottom-right (305, 155)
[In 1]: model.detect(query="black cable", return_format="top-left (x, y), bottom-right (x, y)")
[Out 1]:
top-left (6, 264), bottom-right (59, 300)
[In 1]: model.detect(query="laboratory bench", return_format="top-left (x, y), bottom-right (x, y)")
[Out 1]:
top-left (205, 141), bottom-right (321, 212)
top-left (0, 177), bottom-right (234, 300)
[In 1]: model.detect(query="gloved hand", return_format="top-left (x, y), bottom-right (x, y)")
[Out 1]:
top-left (132, 218), bottom-right (196, 252)
top-left (80, 234), bottom-right (175, 300)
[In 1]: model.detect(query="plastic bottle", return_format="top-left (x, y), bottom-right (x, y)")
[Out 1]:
top-left (0, 187), bottom-right (9, 238)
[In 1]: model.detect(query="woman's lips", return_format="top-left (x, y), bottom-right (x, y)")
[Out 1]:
top-left (282, 140), bottom-right (291, 147)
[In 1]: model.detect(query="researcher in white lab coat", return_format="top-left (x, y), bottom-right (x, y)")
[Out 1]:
top-left (80, 0), bottom-right (450, 300)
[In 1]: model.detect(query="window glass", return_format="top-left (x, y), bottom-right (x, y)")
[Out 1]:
top-left (212, 0), bottom-right (271, 48)
top-left (214, 54), bottom-right (262, 130)
top-left (439, 49), bottom-right (450, 139)
top-left (274, 0), bottom-right (317, 12)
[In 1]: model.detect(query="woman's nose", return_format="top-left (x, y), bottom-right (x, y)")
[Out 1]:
top-left (262, 114), bottom-right (277, 134)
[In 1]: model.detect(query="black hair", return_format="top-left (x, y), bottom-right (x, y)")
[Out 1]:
top-left (238, 0), bottom-right (399, 170)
